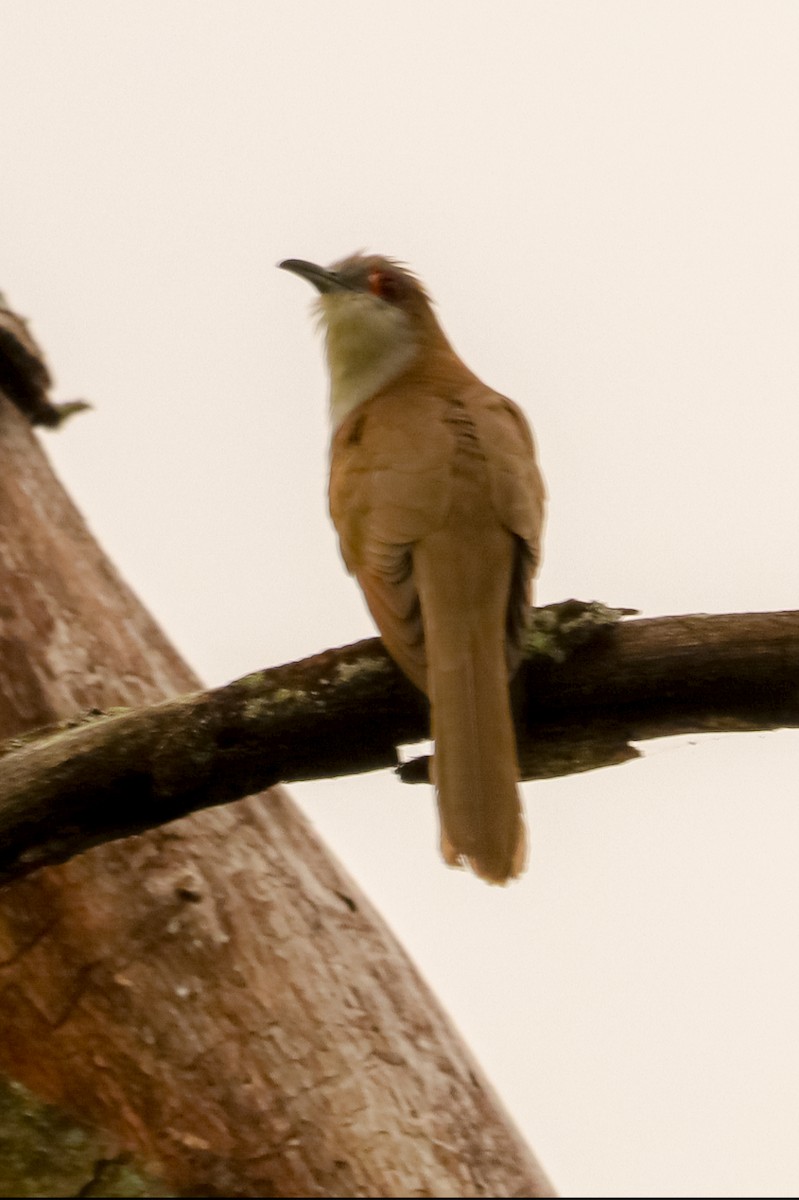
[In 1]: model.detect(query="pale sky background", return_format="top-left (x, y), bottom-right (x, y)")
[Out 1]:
top-left (2, 2), bottom-right (799, 1195)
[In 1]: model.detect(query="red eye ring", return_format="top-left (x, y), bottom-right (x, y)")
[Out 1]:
top-left (368, 270), bottom-right (399, 301)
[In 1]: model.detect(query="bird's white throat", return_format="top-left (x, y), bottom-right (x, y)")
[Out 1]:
top-left (318, 292), bottom-right (419, 430)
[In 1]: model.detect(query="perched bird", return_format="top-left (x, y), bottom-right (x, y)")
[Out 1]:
top-left (280, 253), bottom-right (546, 883)
top-left (0, 291), bottom-right (91, 428)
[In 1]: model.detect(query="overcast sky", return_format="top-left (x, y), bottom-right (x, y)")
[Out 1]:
top-left (3, 2), bottom-right (799, 1195)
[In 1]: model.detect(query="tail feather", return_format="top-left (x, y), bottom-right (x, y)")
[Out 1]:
top-left (430, 627), bottom-right (526, 884)
top-left (410, 511), bottom-right (527, 888)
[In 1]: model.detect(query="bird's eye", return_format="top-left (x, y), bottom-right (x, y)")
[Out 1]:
top-left (368, 270), bottom-right (400, 302)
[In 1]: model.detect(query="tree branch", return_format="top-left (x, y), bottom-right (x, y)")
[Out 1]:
top-left (0, 602), bottom-right (796, 887)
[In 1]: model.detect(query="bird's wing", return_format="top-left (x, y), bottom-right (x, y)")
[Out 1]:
top-left (330, 384), bottom-right (545, 686)
top-left (466, 386), bottom-right (546, 667)
top-left (329, 391), bottom-right (454, 690)
top-left (469, 388), bottom-right (545, 563)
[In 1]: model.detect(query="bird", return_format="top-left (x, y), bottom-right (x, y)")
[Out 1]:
top-left (280, 253), bottom-right (546, 884)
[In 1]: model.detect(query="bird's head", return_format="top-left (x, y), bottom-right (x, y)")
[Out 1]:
top-left (280, 253), bottom-right (448, 427)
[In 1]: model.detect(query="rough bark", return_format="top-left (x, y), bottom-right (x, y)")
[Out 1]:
top-left (0, 394), bottom-right (555, 1198)
top-left (1, 603), bottom-right (797, 888)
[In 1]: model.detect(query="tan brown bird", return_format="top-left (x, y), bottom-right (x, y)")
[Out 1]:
top-left (280, 253), bottom-right (546, 884)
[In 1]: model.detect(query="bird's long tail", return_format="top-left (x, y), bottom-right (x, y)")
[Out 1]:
top-left (414, 535), bottom-right (527, 884)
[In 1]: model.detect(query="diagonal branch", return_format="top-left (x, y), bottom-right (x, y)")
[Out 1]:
top-left (0, 602), bottom-right (797, 887)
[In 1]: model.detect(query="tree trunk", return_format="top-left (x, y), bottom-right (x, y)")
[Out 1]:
top-left (0, 394), bottom-right (554, 1197)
